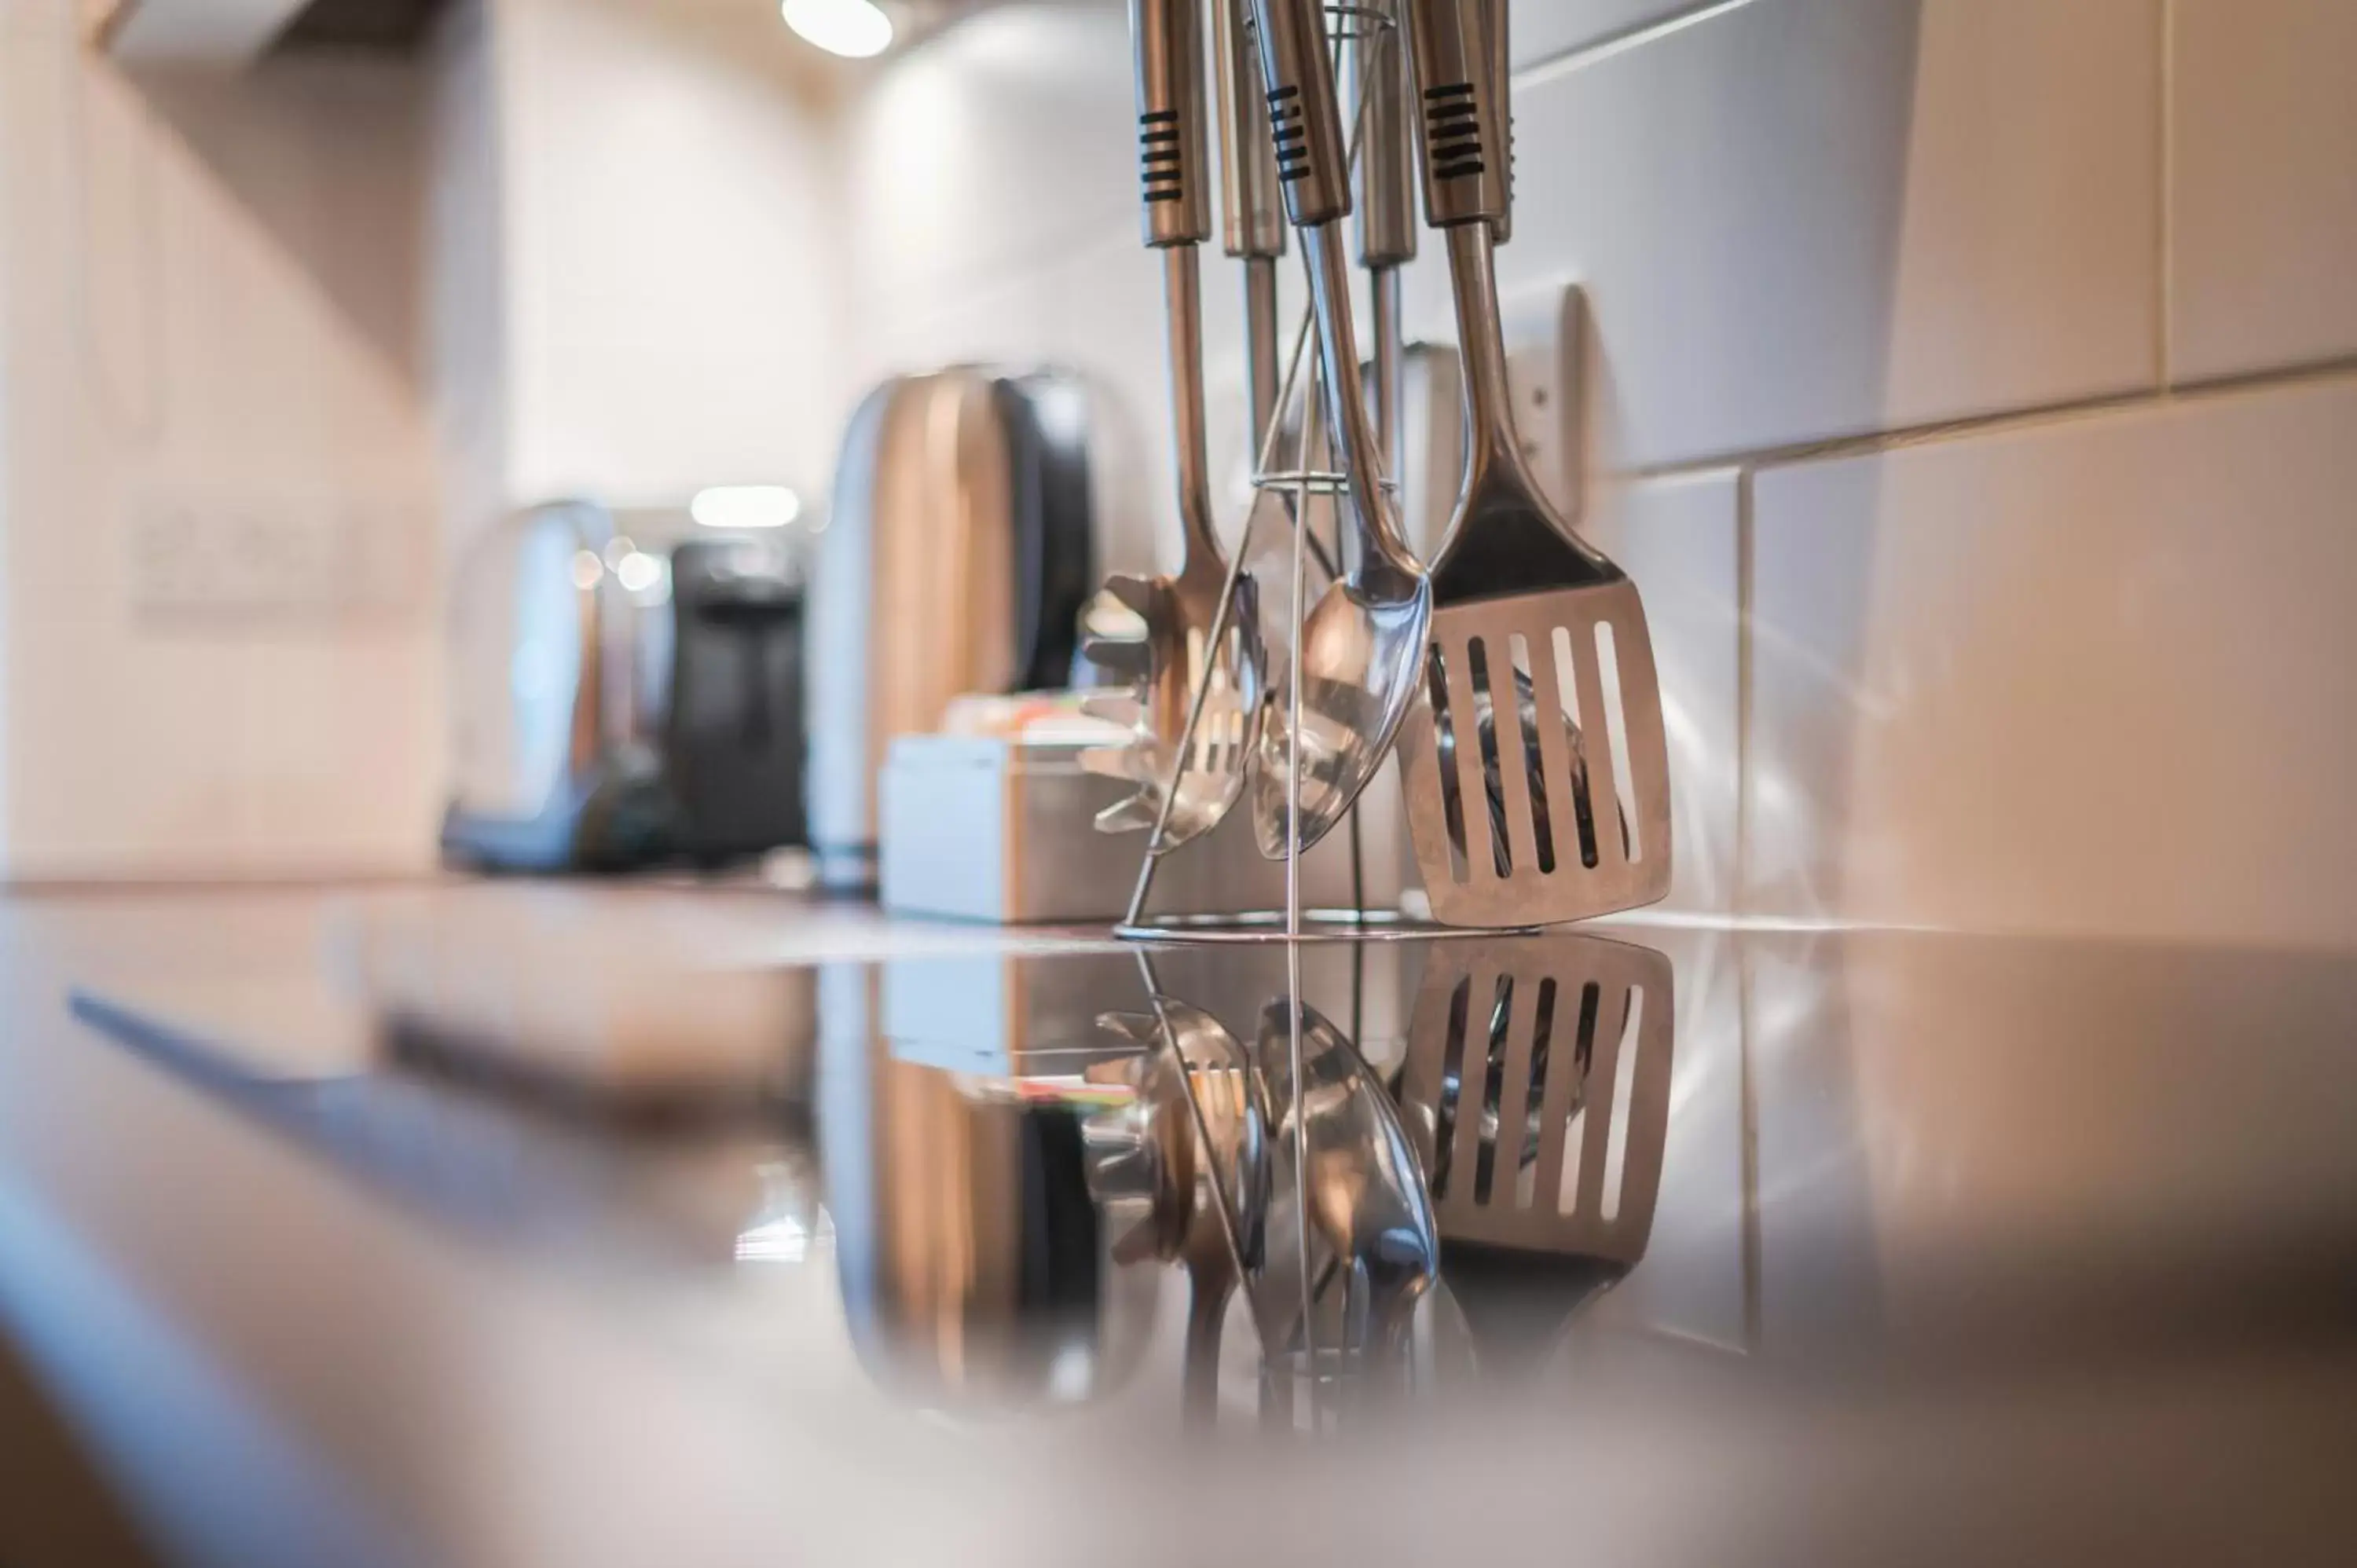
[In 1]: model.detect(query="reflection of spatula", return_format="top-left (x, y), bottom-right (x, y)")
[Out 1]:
top-left (1394, 0), bottom-right (1670, 929)
top-left (1395, 934), bottom-right (1673, 1262)
top-left (1397, 933), bottom-right (1673, 1376)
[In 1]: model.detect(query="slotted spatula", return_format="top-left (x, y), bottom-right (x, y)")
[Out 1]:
top-left (1393, 0), bottom-right (1671, 929)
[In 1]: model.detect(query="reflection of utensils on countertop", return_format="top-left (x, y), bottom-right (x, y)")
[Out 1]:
top-left (1395, 932), bottom-right (1674, 1371)
top-left (1099, 998), bottom-right (1270, 1421)
top-left (1256, 994), bottom-right (1439, 1377)
top-left (1243, 0), bottom-right (1434, 861)
top-left (835, 1052), bottom-right (1162, 1413)
top-left (1395, 0), bottom-right (1672, 929)
top-left (1083, 0), bottom-right (1265, 852)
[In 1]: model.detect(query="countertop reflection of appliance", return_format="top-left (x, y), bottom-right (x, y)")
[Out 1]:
top-left (806, 367), bottom-right (1104, 891)
top-left (441, 500), bottom-right (808, 874)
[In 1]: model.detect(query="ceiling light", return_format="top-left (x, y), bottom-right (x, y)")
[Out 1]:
top-left (782, 0), bottom-right (894, 58)
top-left (691, 485), bottom-right (801, 530)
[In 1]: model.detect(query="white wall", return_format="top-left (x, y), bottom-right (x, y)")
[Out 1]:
top-left (0, 0), bottom-right (445, 877)
top-left (432, 0), bottom-right (852, 553)
top-left (832, 0), bottom-right (2357, 945)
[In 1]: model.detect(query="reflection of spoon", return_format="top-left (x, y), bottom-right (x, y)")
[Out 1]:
top-left (1257, 998), bottom-right (1439, 1370)
top-left (1100, 1001), bottom-right (1269, 1420)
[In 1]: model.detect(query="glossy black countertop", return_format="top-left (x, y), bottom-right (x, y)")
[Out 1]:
top-left (1, 885), bottom-right (2352, 1567)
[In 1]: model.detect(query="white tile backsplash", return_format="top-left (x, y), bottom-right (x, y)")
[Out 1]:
top-left (1582, 472), bottom-right (1743, 916)
top-left (0, 0), bottom-right (70, 34)
top-left (2170, 0), bottom-right (2357, 382)
top-left (1430, 0), bottom-right (2162, 473)
top-left (1506, 0), bottom-right (1729, 69)
top-left (840, 3), bottom-right (1138, 316)
top-left (1747, 376), bottom-right (2357, 947)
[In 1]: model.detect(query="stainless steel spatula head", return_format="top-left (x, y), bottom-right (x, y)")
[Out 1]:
top-left (1396, 558), bottom-right (1670, 929)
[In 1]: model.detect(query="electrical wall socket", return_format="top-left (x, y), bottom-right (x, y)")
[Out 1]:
top-left (1500, 279), bottom-right (1586, 521)
top-left (128, 490), bottom-right (432, 627)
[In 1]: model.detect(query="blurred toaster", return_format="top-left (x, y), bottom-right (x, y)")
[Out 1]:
top-left (442, 500), bottom-right (807, 874)
top-left (807, 367), bottom-right (1102, 891)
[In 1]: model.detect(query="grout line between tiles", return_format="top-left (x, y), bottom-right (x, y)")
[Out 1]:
top-left (2157, 0), bottom-right (2176, 387)
top-left (1732, 469), bottom-right (1754, 925)
top-left (1512, 0), bottom-right (1758, 90)
top-left (1620, 352), bottom-right (2357, 482)
top-left (1736, 926), bottom-right (1761, 1353)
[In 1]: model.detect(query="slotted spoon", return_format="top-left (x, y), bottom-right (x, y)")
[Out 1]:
top-left (1394, 0), bottom-right (1671, 928)
top-left (1082, 0), bottom-right (1265, 849)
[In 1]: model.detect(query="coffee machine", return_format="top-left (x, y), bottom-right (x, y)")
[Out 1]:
top-left (441, 500), bottom-right (809, 873)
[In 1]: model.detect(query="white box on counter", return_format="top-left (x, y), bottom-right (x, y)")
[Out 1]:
top-left (878, 732), bottom-right (1373, 925)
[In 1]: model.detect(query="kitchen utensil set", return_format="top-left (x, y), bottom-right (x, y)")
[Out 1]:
top-left (1098, 0), bottom-right (1672, 936)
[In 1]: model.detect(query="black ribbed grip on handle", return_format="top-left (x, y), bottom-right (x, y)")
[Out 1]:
top-left (1131, 0), bottom-right (1210, 246)
top-left (1422, 82), bottom-right (1485, 181)
top-left (1402, 0), bottom-right (1508, 226)
top-left (1245, 0), bottom-right (1351, 226)
top-left (1140, 109), bottom-right (1186, 203)
top-left (1266, 85), bottom-right (1309, 181)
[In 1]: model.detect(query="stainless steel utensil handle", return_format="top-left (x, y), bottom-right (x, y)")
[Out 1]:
top-left (1352, 2), bottom-right (1416, 268)
top-left (1446, 220), bottom-right (1519, 471)
top-left (1402, 0), bottom-right (1508, 229)
top-left (1215, 0), bottom-right (1287, 258)
top-left (1244, 255), bottom-right (1284, 452)
top-left (1488, 0), bottom-right (1512, 244)
top-left (1244, 0), bottom-right (1351, 228)
top-left (1370, 264), bottom-right (1406, 467)
top-left (1165, 245), bottom-right (1222, 561)
top-left (1133, 0), bottom-right (1211, 247)
top-left (1305, 225), bottom-right (1421, 581)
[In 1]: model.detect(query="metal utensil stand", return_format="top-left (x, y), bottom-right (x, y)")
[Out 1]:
top-left (1117, 2), bottom-right (1489, 947)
